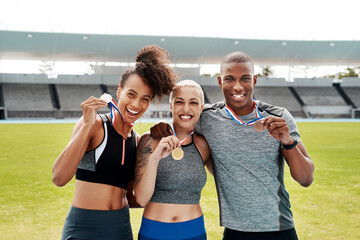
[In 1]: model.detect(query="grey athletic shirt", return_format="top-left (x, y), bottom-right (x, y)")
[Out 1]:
top-left (150, 140), bottom-right (207, 204)
top-left (195, 100), bottom-right (301, 232)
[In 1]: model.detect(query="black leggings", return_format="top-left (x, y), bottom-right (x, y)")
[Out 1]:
top-left (223, 228), bottom-right (298, 240)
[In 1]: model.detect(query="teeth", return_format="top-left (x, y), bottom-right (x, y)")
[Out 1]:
top-left (180, 115), bottom-right (191, 119)
top-left (233, 94), bottom-right (244, 98)
top-left (127, 108), bottom-right (139, 114)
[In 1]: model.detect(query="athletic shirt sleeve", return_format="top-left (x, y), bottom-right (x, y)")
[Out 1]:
top-left (280, 108), bottom-right (301, 148)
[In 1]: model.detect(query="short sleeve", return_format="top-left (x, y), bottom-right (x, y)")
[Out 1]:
top-left (281, 109), bottom-right (301, 147)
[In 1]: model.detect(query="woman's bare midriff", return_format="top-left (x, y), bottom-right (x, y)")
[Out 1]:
top-left (72, 180), bottom-right (128, 210)
top-left (143, 202), bottom-right (203, 223)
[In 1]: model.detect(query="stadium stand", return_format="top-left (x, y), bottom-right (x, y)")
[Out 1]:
top-left (1, 73), bottom-right (359, 119)
top-left (292, 78), bottom-right (352, 118)
top-left (254, 87), bottom-right (305, 118)
top-left (255, 78), bottom-right (306, 118)
top-left (341, 78), bottom-right (360, 118)
top-left (294, 86), bottom-right (346, 105)
top-left (56, 84), bottom-right (106, 118)
top-left (1, 30), bottom-right (359, 119)
top-left (0, 74), bottom-right (115, 119)
top-left (147, 95), bottom-right (171, 119)
top-left (0, 84), bottom-right (6, 119)
top-left (341, 78), bottom-right (360, 107)
top-left (2, 83), bottom-right (55, 118)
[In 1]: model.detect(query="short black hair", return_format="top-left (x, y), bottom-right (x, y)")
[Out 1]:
top-left (221, 51), bottom-right (254, 71)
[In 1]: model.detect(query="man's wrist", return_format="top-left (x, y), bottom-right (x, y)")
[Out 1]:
top-left (283, 138), bottom-right (298, 150)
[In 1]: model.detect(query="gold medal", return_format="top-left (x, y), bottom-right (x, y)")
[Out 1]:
top-left (172, 147), bottom-right (184, 160)
top-left (253, 120), bottom-right (265, 132)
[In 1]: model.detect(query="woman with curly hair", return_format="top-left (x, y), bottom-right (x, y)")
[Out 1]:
top-left (52, 45), bottom-right (177, 240)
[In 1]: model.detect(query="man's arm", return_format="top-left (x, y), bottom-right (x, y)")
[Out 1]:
top-left (281, 140), bottom-right (314, 187)
top-left (262, 116), bottom-right (314, 187)
top-left (150, 121), bottom-right (173, 139)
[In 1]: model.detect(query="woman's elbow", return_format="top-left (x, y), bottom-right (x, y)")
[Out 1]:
top-left (137, 200), bottom-right (147, 208)
top-left (52, 177), bottom-right (65, 187)
top-left (52, 172), bottom-right (68, 187)
top-left (134, 191), bottom-right (148, 207)
top-left (135, 197), bottom-right (148, 208)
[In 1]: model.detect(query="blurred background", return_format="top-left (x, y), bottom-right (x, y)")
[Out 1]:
top-left (1, 0), bottom-right (360, 120)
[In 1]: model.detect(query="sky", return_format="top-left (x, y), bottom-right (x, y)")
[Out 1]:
top-left (1, 0), bottom-right (360, 77)
top-left (1, 0), bottom-right (360, 40)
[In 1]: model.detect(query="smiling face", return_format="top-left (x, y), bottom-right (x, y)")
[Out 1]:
top-left (116, 74), bottom-right (153, 124)
top-left (170, 85), bottom-right (204, 132)
top-left (218, 61), bottom-right (257, 116)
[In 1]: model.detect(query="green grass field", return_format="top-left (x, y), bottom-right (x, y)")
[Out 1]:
top-left (0, 122), bottom-right (359, 240)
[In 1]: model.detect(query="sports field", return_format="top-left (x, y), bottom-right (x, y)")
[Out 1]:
top-left (0, 121), bottom-right (359, 240)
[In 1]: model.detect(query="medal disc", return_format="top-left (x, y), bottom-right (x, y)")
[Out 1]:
top-left (172, 147), bottom-right (184, 160)
top-left (253, 120), bottom-right (265, 132)
top-left (100, 93), bottom-right (113, 103)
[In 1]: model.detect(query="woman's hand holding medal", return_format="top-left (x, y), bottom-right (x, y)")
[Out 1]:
top-left (81, 96), bottom-right (108, 126)
top-left (152, 136), bottom-right (180, 162)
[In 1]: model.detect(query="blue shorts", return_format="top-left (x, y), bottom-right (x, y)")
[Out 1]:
top-left (138, 215), bottom-right (206, 240)
top-left (62, 206), bottom-right (133, 240)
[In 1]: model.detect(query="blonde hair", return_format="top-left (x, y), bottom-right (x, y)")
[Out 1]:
top-left (169, 80), bottom-right (204, 104)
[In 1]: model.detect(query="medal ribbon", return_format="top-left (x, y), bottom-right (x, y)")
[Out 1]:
top-left (171, 122), bottom-right (194, 146)
top-left (225, 100), bottom-right (263, 125)
top-left (106, 96), bottom-right (134, 166)
top-left (108, 99), bottom-right (134, 127)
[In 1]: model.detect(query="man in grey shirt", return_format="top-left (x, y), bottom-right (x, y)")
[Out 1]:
top-left (151, 51), bottom-right (314, 240)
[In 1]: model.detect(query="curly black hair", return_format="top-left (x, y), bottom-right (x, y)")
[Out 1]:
top-left (119, 45), bottom-right (178, 102)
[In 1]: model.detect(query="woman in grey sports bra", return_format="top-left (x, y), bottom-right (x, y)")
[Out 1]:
top-left (134, 80), bottom-right (213, 240)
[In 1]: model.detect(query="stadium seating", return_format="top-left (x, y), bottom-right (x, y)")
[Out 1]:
top-left (2, 83), bottom-right (55, 118)
top-left (341, 78), bottom-right (360, 107)
top-left (340, 78), bottom-right (360, 118)
top-left (56, 84), bottom-right (107, 118)
top-left (254, 86), bottom-right (305, 118)
top-left (1, 74), bottom-right (359, 119)
top-left (294, 87), bottom-right (346, 106)
top-left (292, 78), bottom-right (352, 118)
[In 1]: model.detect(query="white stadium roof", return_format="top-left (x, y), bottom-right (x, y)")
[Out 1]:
top-left (1, 30), bottom-right (360, 66)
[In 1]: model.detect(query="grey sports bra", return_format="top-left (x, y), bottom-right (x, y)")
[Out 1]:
top-left (150, 139), bottom-right (207, 204)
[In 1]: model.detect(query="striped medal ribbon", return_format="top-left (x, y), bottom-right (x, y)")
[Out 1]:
top-left (101, 93), bottom-right (134, 127)
top-left (100, 93), bottom-right (134, 165)
top-left (171, 122), bottom-right (194, 160)
top-left (225, 100), bottom-right (263, 126)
